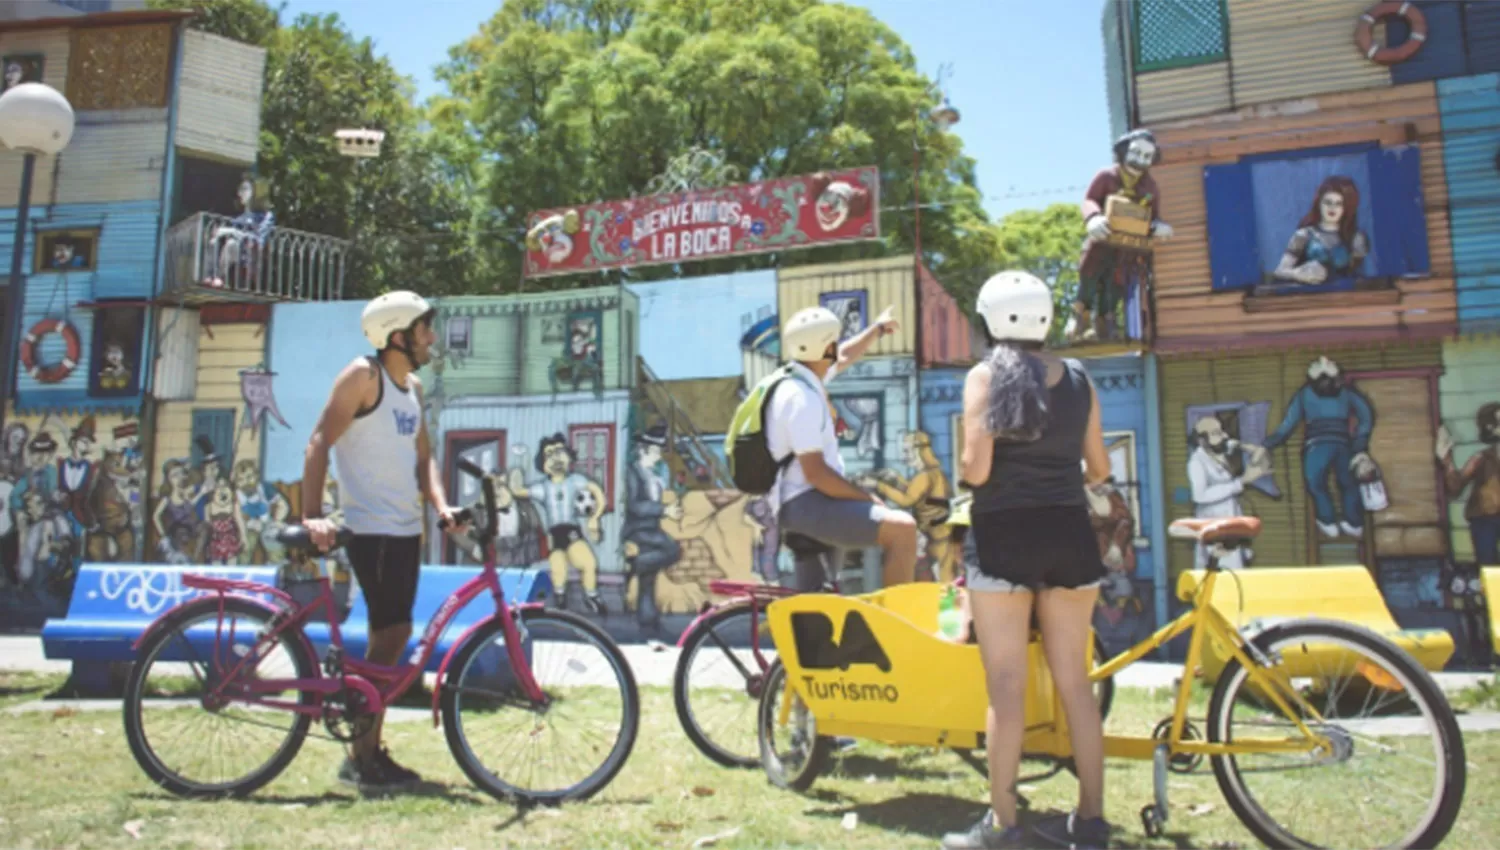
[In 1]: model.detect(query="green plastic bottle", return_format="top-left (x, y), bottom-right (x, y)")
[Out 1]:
top-left (937, 585), bottom-right (963, 640)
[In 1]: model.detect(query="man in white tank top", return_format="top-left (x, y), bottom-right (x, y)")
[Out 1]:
top-left (302, 290), bottom-right (466, 793)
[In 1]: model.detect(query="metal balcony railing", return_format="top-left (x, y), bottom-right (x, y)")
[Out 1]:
top-left (163, 212), bottom-right (350, 303)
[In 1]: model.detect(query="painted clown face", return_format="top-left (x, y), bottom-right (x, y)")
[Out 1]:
top-left (539, 221), bottom-right (574, 264)
top-left (815, 182), bottom-right (855, 232)
top-left (1123, 138), bottom-right (1157, 175)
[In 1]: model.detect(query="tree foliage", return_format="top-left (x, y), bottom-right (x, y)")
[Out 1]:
top-left (148, 0), bottom-right (474, 297)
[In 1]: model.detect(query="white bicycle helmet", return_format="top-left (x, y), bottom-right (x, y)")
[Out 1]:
top-left (782, 307), bottom-right (842, 362)
top-left (976, 270), bottom-right (1053, 344)
top-left (361, 290), bottom-right (435, 351)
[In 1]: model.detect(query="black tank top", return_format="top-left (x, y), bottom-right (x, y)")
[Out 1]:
top-left (970, 357), bottom-right (1091, 514)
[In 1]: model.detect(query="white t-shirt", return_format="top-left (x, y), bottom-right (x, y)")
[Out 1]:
top-left (765, 361), bottom-right (843, 517)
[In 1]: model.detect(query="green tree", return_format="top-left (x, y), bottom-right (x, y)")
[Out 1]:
top-left (149, 0), bottom-right (474, 297)
top-left (430, 0), bottom-right (1005, 291)
top-left (991, 203), bottom-right (1087, 342)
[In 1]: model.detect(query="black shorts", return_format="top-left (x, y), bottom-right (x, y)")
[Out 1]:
top-left (548, 523), bottom-right (586, 552)
top-left (967, 505), bottom-right (1106, 592)
top-left (348, 534), bottom-right (422, 631)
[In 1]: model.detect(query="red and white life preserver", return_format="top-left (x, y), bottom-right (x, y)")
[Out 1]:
top-left (1355, 1), bottom-right (1427, 65)
top-left (19, 318), bottom-right (81, 384)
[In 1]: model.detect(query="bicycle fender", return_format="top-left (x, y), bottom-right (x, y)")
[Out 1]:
top-left (675, 599), bottom-right (748, 649)
top-left (429, 603), bottom-right (550, 726)
top-left (130, 593), bottom-right (285, 652)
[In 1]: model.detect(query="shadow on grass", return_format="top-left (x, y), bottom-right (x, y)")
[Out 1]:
top-left (827, 753), bottom-right (959, 782)
top-left (130, 781), bottom-right (488, 808)
top-left (805, 791), bottom-right (989, 839)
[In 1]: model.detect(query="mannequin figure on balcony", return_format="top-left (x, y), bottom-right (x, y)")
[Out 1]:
top-left (207, 175), bottom-right (276, 289)
top-left (1069, 129), bottom-right (1173, 344)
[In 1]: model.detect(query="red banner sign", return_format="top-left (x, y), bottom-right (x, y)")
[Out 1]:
top-left (523, 166), bottom-right (881, 278)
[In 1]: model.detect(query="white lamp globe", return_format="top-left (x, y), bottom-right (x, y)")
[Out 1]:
top-left (0, 82), bottom-right (76, 156)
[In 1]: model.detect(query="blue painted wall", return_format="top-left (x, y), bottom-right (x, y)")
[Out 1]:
top-left (0, 201), bottom-right (163, 412)
top-left (1438, 73), bottom-right (1500, 332)
top-left (262, 300), bottom-right (371, 483)
top-left (626, 270), bottom-right (777, 380)
top-left (917, 367), bottom-right (965, 482)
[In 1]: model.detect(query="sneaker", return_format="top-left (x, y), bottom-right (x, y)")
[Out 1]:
top-left (940, 810), bottom-right (1030, 850)
top-left (584, 592), bottom-right (607, 617)
top-left (372, 746), bottom-right (422, 785)
top-left (1033, 811), bottom-right (1111, 850)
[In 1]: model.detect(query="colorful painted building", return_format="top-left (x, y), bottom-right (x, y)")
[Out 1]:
top-left (1107, 0), bottom-right (1499, 665)
top-left (0, 7), bottom-right (348, 629)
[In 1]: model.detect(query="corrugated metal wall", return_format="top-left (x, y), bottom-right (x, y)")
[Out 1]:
top-left (0, 27), bottom-right (69, 204)
top-left (917, 263), bottom-right (976, 366)
top-left (1437, 72), bottom-right (1500, 332)
top-left (1226, 0), bottom-right (1392, 107)
top-left (1150, 83), bottom-right (1456, 351)
top-left (1437, 337), bottom-right (1500, 563)
top-left (1137, 62), bottom-right (1234, 124)
top-left (1161, 341), bottom-right (1444, 581)
top-left (174, 29), bottom-right (265, 164)
top-left (152, 319), bottom-right (268, 474)
top-left (438, 392), bottom-right (633, 570)
top-left (55, 115), bottom-right (168, 204)
top-left (151, 305), bottom-right (200, 401)
top-left (777, 256), bottom-right (916, 357)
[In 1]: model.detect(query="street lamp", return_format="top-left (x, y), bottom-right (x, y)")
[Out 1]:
top-left (912, 86), bottom-right (959, 431)
top-left (0, 81), bottom-right (75, 425)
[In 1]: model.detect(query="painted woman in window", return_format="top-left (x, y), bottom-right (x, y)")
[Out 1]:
top-left (1272, 176), bottom-right (1370, 287)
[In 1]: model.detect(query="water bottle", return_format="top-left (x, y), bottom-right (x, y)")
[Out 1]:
top-left (937, 585), bottom-right (963, 640)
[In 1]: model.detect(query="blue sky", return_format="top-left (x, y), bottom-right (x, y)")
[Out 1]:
top-left (278, 0), bottom-right (1112, 221)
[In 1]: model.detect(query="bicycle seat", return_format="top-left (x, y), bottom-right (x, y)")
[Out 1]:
top-left (277, 524), bottom-right (355, 557)
top-left (1168, 517), bottom-right (1261, 546)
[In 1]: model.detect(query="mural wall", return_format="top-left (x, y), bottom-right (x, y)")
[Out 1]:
top-left (0, 408), bottom-right (145, 626)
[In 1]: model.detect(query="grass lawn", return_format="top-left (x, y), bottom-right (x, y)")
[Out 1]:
top-left (0, 671), bottom-right (1495, 849)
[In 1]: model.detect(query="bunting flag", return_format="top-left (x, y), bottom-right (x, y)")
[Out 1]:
top-left (240, 368), bottom-right (290, 430)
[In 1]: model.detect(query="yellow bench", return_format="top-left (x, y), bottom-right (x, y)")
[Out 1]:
top-left (1175, 565), bottom-right (1456, 682)
top-left (1485, 568), bottom-right (1500, 658)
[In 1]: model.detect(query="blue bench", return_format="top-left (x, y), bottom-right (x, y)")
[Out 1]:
top-left (41, 563), bottom-right (552, 696)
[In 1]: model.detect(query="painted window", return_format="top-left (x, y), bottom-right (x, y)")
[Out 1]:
top-left (444, 430), bottom-right (506, 563)
top-left (67, 24), bottom-right (172, 110)
top-left (35, 229), bottom-right (99, 273)
top-left (190, 409), bottom-right (236, 473)
top-left (563, 310), bottom-right (602, 362)
top-left (819, 289), bottom-right (868, 342)
top-left (1133, 0), bottom-right (1228, 72)
top-left (1204, 144), bottom-right (1430, 297)
top-left (445, 315), bottom-right (472, 356)
top-left (568, 423), bottom-right (616, 509)
top-left (2, 54), bottom-right (44, 92)
top-left (832, 394), bottom-right (884, 469)
top-left (89, 303), bottom-right (145, 397)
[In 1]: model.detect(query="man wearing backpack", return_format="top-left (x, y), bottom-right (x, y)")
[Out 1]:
top-left (729, 305), bottom-right (919, 591)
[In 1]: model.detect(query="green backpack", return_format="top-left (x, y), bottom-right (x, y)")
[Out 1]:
top-left (726, 365), bottom-right (818, 495)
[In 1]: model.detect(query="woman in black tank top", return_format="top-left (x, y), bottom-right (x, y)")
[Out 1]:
top-left (941, 272), bottom-right (1113, 850)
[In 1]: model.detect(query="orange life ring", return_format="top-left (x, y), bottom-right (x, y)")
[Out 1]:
top-left (1354, 1), bottom-right (1427, 65)
top-left (19, 318), bottom-right (81, 384)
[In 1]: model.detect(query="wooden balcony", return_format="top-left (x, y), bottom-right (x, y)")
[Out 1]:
top-left (1053, 275), bottom-right (1153, 358)
top-left (162, 211), bottom-right (350, 303)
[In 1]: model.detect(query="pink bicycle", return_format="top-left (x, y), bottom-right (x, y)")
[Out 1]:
top-left (121, 459), bottom-right (639, 803)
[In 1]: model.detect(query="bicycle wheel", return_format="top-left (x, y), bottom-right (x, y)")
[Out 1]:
top-left (1207, 618), bottom-right (1466, 850)
top-left (756, 659), bottom-right (832, 792)
top-left (442, 607), bottom-right (639, 804)
top-left (674, 602), bottom-right (767, 768)
top-left (122, 596), bottom-right (319, 798)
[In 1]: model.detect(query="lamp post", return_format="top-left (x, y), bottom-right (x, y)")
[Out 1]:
top-left (0, 81), bottom-right (76, 429)
top-left (912, 86), bottom-right (959, 431)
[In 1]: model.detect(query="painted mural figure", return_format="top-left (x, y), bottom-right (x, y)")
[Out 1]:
top-left (742, 495), bottom-right (781, 584)
top-left (154, 459), bottom-right (204, 564)
top-left (511, 434), bottom-right (607, 616)
top-left (1085, 477), bottom-right (1142, 623)
top-left (49, 239), bottom-right (87, 269)
top-left (1263, 356), bottom-right (1377, 539)
top-left (57, 417), bottom-right (97, 541)
top-left (621, 425), bottom-right (683, 634)
top-left (208, 176), bottom-right (275, 288)
top-left (203, 479), bottom-right (246, 566)
top-left (86, 443), bottom-right (139, 562)
top-left (1272, 176), bottom-right (1370, 287)
top-left (487, 472), bottom-right (546, 567)
top-left (1071, 129), bottom-right (1173, 343)
top-left (11, 434), bottom-right (60, 544)
top-left (862, 431), bottom-right (956, 581)
top-left (98, 343), bottom-right (132, 391)
top-left (1438, 402), bottom-right (1500, 565)
top-left (0, 422), bottom-right (28, 480)
top-left (233, 460), bottom-right (289, 565)
top-left (550, 314), bottom-right (604, 397)
top-left (1187, 415), bottom-right (1272, 569)
top-left (17, 489), bottom-right (72, 600)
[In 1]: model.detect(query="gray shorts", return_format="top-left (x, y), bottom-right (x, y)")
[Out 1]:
top-left (777, 490), bottom-right (891, 591)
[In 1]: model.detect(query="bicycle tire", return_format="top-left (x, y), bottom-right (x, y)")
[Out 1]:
top-left (756, 659), bottom-right (832, 792)
top-left (442, 607), bottom-right (640, 804)
top-left (122, 596), bottom-right (318, 798)
top-left (1206, 618), bottom-right (1466, 850)
top-left (674, 602), bottom-right (765, 768)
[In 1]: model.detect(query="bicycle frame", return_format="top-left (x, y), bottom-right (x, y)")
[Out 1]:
top-left (137, 542), bottom-right (547, 728)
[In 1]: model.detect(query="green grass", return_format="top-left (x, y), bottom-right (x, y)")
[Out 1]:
top-left (0, 683), bottom-right (1495, 849)
top-left (1453, 676), bottom-right (1500, 713)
